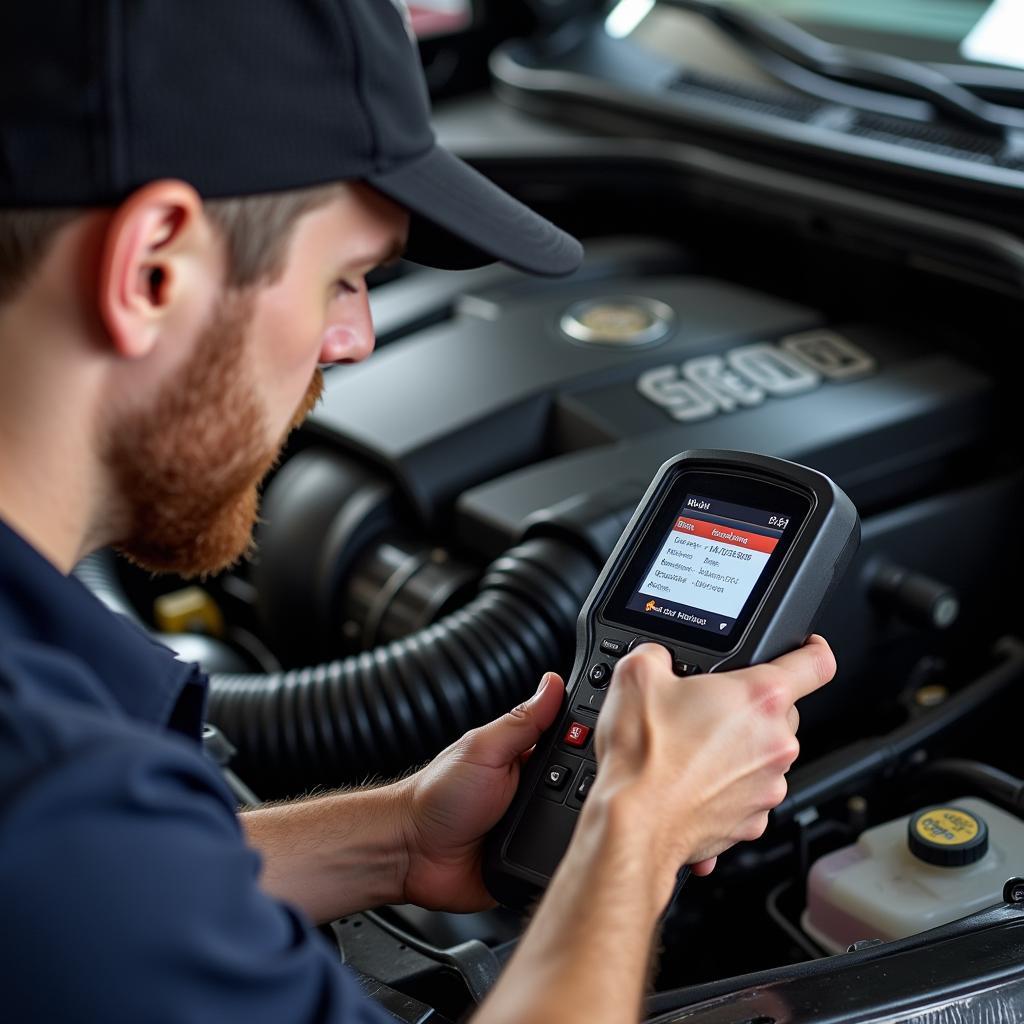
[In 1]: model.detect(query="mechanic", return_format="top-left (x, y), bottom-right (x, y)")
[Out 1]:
top-left (0, 3), bottom-right (834, 1022)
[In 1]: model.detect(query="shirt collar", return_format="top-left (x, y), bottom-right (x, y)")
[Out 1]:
top-left (0, 518), bottom-right (207, 739)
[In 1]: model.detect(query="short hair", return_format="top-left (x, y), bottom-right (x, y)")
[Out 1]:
top-left (0, 208), bottom-right (81, 305)
top-left (0, 182), bottom-right (343, 305)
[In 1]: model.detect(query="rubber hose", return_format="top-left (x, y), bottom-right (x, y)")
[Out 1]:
top-left (915, 758), bottom-right (1024, 816)
top-left (775, 636), bottom-right (1024, 824)
top-left (207, 537), bottom-right (598, 796)
top-left (75, 551), bottom-right (260, 674)
top-left (74, 551), bottom-right (142, 622)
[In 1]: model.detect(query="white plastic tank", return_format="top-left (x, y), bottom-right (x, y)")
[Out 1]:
top-left (802, 797), bottom-right (1024, 954)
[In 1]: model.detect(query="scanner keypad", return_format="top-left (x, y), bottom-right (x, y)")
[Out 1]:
top-left (538, 630), bottom-right (708, 814)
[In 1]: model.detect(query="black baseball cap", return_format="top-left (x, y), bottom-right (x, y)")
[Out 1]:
top-left (0, 1), bottom-right (583, 277)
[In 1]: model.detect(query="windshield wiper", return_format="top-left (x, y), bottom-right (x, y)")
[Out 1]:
top-left (662, 0), bottom-right (1022, 140)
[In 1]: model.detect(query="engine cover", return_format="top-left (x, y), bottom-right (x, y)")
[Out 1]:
top-left (311, 266), bottom-right (994, 557)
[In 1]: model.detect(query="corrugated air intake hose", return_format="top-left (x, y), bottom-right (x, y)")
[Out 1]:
top-left (206, 537), bottom-right (598, 796)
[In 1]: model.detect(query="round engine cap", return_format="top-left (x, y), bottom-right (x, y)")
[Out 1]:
top-left (908, 806), bottom-right (989, 867)
top-left (559, 296), bottom-right (674, 348)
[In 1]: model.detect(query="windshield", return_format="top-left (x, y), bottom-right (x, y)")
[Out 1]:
top-left (714, 0), bottom-right (1022, 69)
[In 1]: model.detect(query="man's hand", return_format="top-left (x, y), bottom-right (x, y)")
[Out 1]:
top-left (397, 672), bottom-right (565, 911)
top-left (589, 635), bottom-right (836, 895)
top-left (244, 636), bottom-right (830, 941)
top-left (242, 674), bottom-right (564, 922)
top-left (474, 637), bottom-right (835, 1024)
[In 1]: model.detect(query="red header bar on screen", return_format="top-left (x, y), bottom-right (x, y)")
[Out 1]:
top-left (673, 516), bottom-right (779, 554)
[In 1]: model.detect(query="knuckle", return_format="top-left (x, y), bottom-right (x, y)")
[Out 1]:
top-left (456, 725), bottom-right (487, 758)
top-left (768, 776), bottom-right (789, 808)
top-left (627, 643), bottom-right (661, 667)
top-left (507, 696), bottom-right (532, 720)
top-left (739, 813), bottom-right (770, 843)
top-left (749, 670), bottom-right (788, 716)
top-left (506, 700), bottom-right (533, 724)
top-left (615, 649), bottom-right (659, 687)
top-left (613, 655), bottom-right (642, 686)
top-left (776, 735), bottom-right (800, 766)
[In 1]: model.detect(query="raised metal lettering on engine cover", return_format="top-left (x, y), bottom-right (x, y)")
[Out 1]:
top-left (636, 330), bottom-right (877, 423)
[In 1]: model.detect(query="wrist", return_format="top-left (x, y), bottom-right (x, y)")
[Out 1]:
top-left (313, 782), bottom-right (415, 904)
top-left (368, 779), bottom-right (416, 905)
top-left (569, 785), bottom-right (683, 919)
top-left (311, 783), bottom-right (414, 908)
top-left (492, 785), bottom-right (678, 1021)
top-left (240, 781), bottom-right (414, 921)
top-left (391, 773), bottom-right (425, 902)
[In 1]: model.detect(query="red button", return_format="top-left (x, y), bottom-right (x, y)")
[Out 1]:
top-left (563, 721), bottom-right (591, 747)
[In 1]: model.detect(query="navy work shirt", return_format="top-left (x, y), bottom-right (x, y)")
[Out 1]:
top-left (0, 520), bottom-right (392, 1023)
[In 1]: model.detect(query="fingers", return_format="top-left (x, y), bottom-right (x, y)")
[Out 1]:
top-left (737, 809), bottom-right (772, 843)
top-left (593, 635), bottom-right (831, 874)
top-left (530, 672), bottom-right (566, 729)
top-left (622, 636), bottom-right (833, 706)
top-left (617, 641), bottom-right (672, 676)
top-left (461, 673), bottom-right (565, 768)
top-left (689, 856), bottom-right (718, 877)
top-left (787, 705), bottom-right (799, 734)
top-left (757, 634), bottom-right (836, 702)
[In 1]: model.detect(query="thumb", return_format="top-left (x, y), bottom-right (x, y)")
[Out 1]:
top-left (464, 673), bottom-right (565, 768)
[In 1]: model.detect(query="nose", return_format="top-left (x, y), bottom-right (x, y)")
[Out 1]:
top-left (319, 292), bottom-right (376, 364)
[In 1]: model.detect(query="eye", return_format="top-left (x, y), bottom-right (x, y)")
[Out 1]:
top-left (332, 277), bottom-right (360, 297)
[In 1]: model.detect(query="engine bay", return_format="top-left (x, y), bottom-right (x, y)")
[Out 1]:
top-left (89, 133), bottom-right (1024, 1018)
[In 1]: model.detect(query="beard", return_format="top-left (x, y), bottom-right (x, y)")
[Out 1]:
top-left (104, 294), bottom-right (324, 578)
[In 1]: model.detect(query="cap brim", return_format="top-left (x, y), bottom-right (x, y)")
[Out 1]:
top-left (367, 145), bottom-right (583, 277)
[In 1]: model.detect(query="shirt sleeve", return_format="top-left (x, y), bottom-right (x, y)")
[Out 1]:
top-left (0, 712), bottom-right (397, 1024)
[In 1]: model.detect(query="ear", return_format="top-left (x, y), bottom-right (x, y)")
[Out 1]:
top-left (97, 180), bottom-right (213, 360)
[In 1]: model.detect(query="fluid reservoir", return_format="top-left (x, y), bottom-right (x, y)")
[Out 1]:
top-left (802, 797), bottom-right (1024, 953)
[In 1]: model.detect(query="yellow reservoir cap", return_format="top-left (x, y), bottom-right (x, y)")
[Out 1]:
top-left (154, 586), bottom-right (225, 637)
top-left (909, 806), bottom-right (989, 867)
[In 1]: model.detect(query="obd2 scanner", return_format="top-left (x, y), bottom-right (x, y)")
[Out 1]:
top-left (484, 449), bottom-right (860, 909)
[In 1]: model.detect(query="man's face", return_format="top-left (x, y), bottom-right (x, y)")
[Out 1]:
top-left (105, 184), bottom-right (409, 577)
